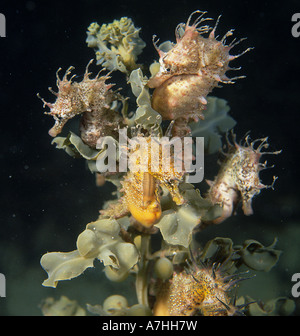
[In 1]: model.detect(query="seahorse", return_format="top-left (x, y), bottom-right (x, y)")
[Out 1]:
top-left (206, 133), bottom-right (281, 224)
top-left (38, 60), bottom-right (124, 148)
top-left (148, 10), bottom-right (251, 137)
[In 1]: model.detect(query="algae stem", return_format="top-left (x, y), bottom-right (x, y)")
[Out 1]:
top-left (135, 234), bottom-right (151, 307)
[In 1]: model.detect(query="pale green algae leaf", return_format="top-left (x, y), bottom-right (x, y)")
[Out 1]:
top-left (238, 238), bottom-right (282, 272)
top-left (41, 218), bottom-right (139, 288)
top-left (244, 296), bottom-right (295, 316)
top-left (127, 68), bottom-right (162, 130)
top-left (52, 132), bottom-right (100, 159)
top-left (86, 17), bottom-right (146, 74)
top-left (155, 183), bottom-right (222, 248)
top-left (201, 237), bottom-right (282, 272)
top-left (201, 237), bottom-right (234, 262)
top-left (40, 296), bottom-right (86, 316)
top-left (189, 96), bottom-right (236, 154)
top-left (40, 250), bottom-right (94, 288)
top-left (155, 206), bottom-right (200, 248)
top-left (52, 131), bottom-right (119, 173)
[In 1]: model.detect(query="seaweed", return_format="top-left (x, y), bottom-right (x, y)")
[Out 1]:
top-left (38, 12), bottom-right (293, 316)
top-left (87, 17), bottom-right (146, 74)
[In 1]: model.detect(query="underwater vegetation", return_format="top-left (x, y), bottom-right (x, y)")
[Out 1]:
top-left (38, 10), bottom-right (295, 316)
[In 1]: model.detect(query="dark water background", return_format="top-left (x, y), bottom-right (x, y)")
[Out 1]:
top-left (0, 0), bottom-right (299, 315)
